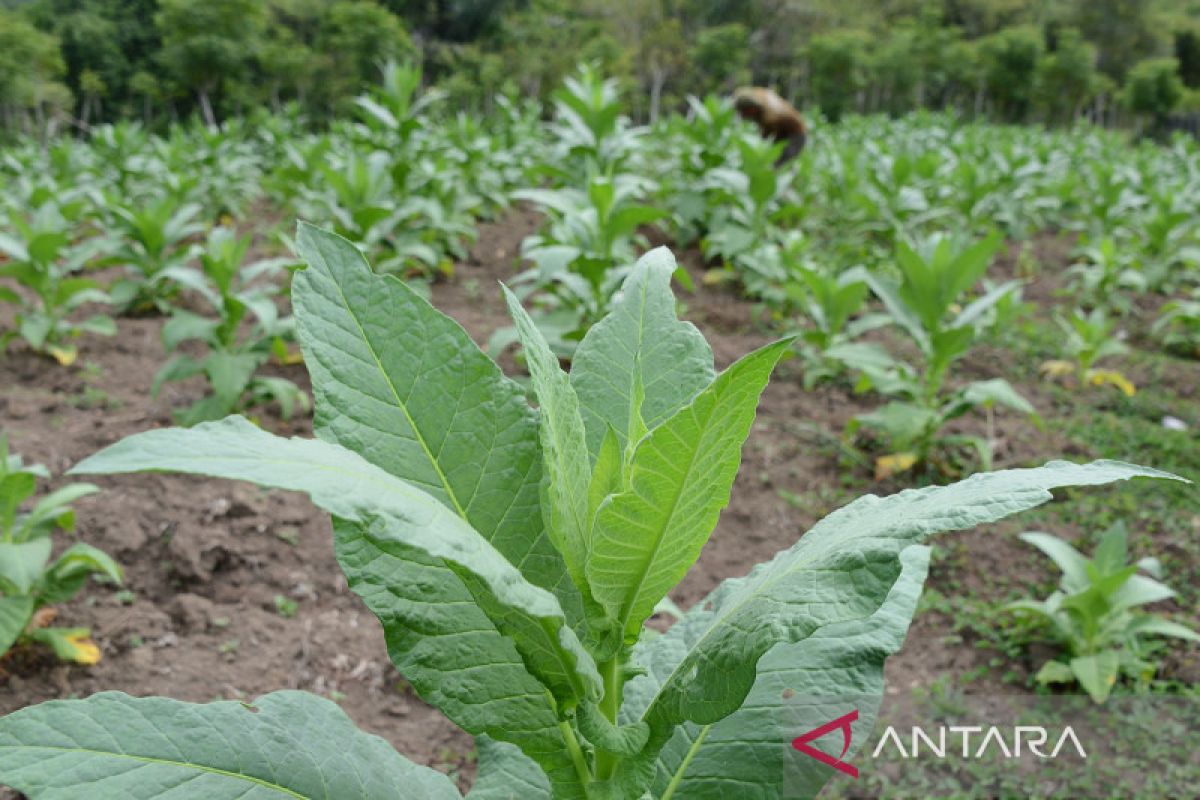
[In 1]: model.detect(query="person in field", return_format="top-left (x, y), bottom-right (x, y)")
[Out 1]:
top-left (732, 86), bottom-right (808, 163)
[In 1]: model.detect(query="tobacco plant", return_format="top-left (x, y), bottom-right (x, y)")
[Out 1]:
top-left (151, 227), bottom-right (307, 425)
top-left (104, 193), bottom-right (205, 312)
top-left (0, 203), bottom-right (116, 365)
top-left (509, 173), bottom-right (667, 354)
top-left (1040, 308), bottom-right (1135, 396)
top-left (1008, 523), bottom-right (1199, 703)
top-left (841, 231), bottom-right (1035, 475)
top-left (1154, 289), bottom-right (1200, 358)
top-left (0, 437), bottom-right (122, 665)
top-left (0, 227), bottom-right (1183, 799)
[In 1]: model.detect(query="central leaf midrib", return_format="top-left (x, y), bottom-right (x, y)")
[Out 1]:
top-left (329, 273), bottom-right (468, 520)
top-left (659, 723), bottom-right (711, 800)
top-left (7, 745), bottom-right (308, 798)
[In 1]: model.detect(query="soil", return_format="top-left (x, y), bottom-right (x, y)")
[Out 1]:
top-left (1, 212), bottom-right (1195, 795)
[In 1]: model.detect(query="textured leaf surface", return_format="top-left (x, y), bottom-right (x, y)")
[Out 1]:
top-left (632, 547), bottom-right (930, 799)
top-left (69, 418), bottom-right (599, 716)
top-left (588, 341), bottom-right (790, 637)
top-left (571, 248), bottom-right (714, 460)
top-left (0, 690), bottom-right (461, 799)
top-left (613, 460), bottom-right (1181, 794)
top-left (333, 520), bottom-right (584, 795)
top-left (291, 224), bottom-right (569, 611)
top-left (0, 594), bottom-right (33, 655)
top-left (466, 737), bottom-right (552, 800)
top-left (254, 226), bottom-right (590, 795)
top-left (502, 286), bottom-right (592, 598)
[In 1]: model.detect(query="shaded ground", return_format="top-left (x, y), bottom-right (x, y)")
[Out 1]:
top-left (2, 210), bottom-right (1198, 794)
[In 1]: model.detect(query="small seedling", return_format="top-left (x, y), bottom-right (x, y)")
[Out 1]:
top-left (1008, 523), bottom-right (1199, 702)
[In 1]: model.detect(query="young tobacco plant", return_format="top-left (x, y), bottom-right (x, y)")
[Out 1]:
top-left (0, 203), bottom-right (116, 366)
top-left (151, 226), bottom-right (308, 426)
top-left (0, 436), bottom-right (122, 665)
top-left (104, 193), bottom-right (204, 312)
top-left (508, 173), bottom-right (667, 355)
top-left (1154, 289), bottom-right (1200, 359)
top-left (1040, 307), bottom-right (1135, 396)
top-left (0, 226), bottom-right (1184, 799)
top-left (841, 231), bottom-right (1037, 476)
top-left (1008, 523), bottom-right (1199, 703)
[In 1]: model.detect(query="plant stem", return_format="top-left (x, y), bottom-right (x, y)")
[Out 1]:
top-left (559, 718), bottom-right (593, 796)
top-left (599, 658), bottom-right (621, 722)
top-left (594, 657), bottom-right (623, 780)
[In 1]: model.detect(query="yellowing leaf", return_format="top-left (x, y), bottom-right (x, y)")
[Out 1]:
top-left (702, 268), bottom-right (727, 286)
top-left (27, 626), bottom-right (102, 665)
top-left (1038, 359), bottom-right (1075, 380)
top-left (65, 632), bottom-right (102, 665)
top-left (875, 452), bottom-right (918, 480)
top-left (276, 347), bottom-right (305, 366)
top-left (1087, 368), bottom-right (1136, 397)
top-left (47, 345), bottom-right (77, 366)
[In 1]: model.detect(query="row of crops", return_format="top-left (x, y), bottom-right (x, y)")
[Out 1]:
top-left (4, 66), bottom-right (1198, 474)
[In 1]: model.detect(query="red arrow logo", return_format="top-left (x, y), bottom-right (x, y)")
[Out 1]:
top-left (791, 709), bottom-right (859, 778)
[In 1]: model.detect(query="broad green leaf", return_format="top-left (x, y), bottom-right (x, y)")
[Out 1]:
top-left (862, 272), bottom-right (926, 349)
top-left (1070, 651), bottom-right (1120, 703)
top-left (1035, 660), bottom-right (1077, 685)
top-left (1125, 616), bottom-right (1200, 642)
top-left (1019, 532), bottom-right (1090, 591)
top-left (854, 401), bottom-right (937, 448)
top-left (954, 279), bottom-right (1020, 328)
top-left (502, 286), bottom-right (592, 600)
top-left (467, 737), bottom-right (552, 800)
top-left (41, 542), bottom-right (125, 605)
top-left (68, 418), bottom-right (601, 711)
top-left (0, 539), bottom-right (52, 595)
top-left (571, 248), bottom-right (714, 460)
top-left (631, 546), bottom-right (930, 800)
top-left (1092, 522), bottom-right (1128, 575)
top-left (151, 354), bottom-right (205, 398)
top-left (0, 472), bottom-right (37, 532)
top-left (589, 340), bottom-right (791, 638)
top-left (334, 521), bottom-right (587, 797)
top-left (21, 483), bottom-right (99, 539)
top-left (25, 626), bottom-right (100, 664)
top-left (612, 460), bottom-right (1182, 795)
top-left (290, 225), bottom-right (592, 795)
top-left (1110, 574), bottom-right (1175, 611)
top-left (162, 310), bottom-right (220, 351)
top-left (588, 426), bottom-right (623, 523)
top-left (959, 378), bottom-right (1035, 415)
top-left (292, 224), bottom-right (543, 551)
top-left (0, 594), bottom-right (34, 655)
top-left (291, 224), bottom-right (571, 611)
top-left (0, 690), bottom-right (462, 799)
top-left (204, 352), bottom-right (259, 406)
top-left (576, 702), bottom-right (650, 757)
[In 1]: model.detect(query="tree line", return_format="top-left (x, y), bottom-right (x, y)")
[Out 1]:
top-left (1, 0), bottom-right (1197, 135)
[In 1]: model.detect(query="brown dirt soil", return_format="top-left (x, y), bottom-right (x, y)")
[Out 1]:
top-left (1, 211), bottom-right (1194, 795)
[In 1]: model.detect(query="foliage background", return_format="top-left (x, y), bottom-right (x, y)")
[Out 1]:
top-left (1, 0), bottom-right (1199, 134)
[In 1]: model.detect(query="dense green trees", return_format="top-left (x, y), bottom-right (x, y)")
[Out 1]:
top-left (0, 0), bottom-right (1195, 134)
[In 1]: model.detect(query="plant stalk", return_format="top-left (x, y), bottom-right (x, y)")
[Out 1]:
top-left (594, 657), bottom-right (623, 780)
top-left (559, 718), bottom-right (594, 796)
